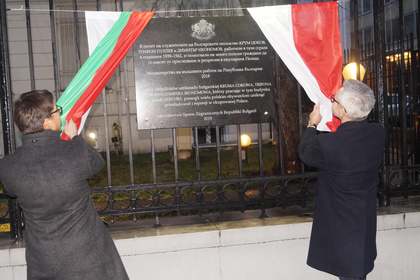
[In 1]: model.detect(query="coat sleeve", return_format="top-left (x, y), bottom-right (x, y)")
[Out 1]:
top-left (73, 136), bottom-right (105, 178)
top-left (298, 127), bottom-right (325, 169)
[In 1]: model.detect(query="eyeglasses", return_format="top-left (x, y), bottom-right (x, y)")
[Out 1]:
top-left (330, 96), bottom-right (347, 112)
top-left (49, 105), bottom-right (63, 117)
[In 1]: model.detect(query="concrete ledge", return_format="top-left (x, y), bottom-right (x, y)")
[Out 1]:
top-left (1, 212), bottom-right (419, 280)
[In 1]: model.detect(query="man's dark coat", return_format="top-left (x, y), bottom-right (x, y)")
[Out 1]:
top-left (299, 121), bottom-right (384, 278)
top-left (0, 131), bottom-right (128, 280)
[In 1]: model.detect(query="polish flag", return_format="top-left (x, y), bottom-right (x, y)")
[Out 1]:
top-left (248, 1), bottom-right (343, 131)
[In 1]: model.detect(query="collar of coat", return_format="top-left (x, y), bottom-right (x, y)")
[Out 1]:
top-left (336, 119), bottom-right (368, 131)
top-left (22, 130), bottom-right (61, 145)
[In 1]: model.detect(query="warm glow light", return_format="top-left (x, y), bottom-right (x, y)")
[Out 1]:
top-left (240, 134), bottom-right (252, 148)
top-left (342, 62), bottom-right (366, 81)
top-left (88, 132), bottom-right (97, 140)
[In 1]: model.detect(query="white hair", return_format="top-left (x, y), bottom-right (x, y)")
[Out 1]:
top-left (335, 79), bottom-right (375, 120)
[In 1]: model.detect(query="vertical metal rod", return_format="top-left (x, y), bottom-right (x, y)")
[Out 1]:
top-left (72, 0), bottom-right (81, 67)
top-left (236, 124), bottom-right (242, 177)
top-left (121, 60), bottom-right (135, 185)
top-left (398, 0), bottom-right (408, 168)
top-left (102, 91), bottom-right (112, 186)
top-left (49, 0), bottom-right (60, 99)
top-left (276, 115), bottom-right (285, 175)
top-left (398, 0), bottom-right (409, 197)
top-left (0, 0), bottom-right (16, 154)
top-left (297, 84), bottom-right (303, 137)
top-left (257, 123), bottom-right (264, 176)
top-left (297, 84), bottom-right (305, 173)
top-left (95, 0), bottom-right (111, 186)
top-left (216, 125), bottom-right (221, 178)
top-left (24, 0), bottom-right (35, 89)
top-left (352, 0), bottom-right (361, 79)
top-left (96, 0), bottom-right (112, 187)
top-left (374, 0), bottom-right (389, 165)
top-left (172, 128), bottom-right (179, 181)
top-left (151, 129), bottom-right (158, 225)
top-left (408, 34), bottom-right (415, 166)
top-left (151, 130), bottom-right (157, 184)
top-left (274, 56), bottom-right (285, 175)
top-left (194, 127), bottom-right (201, 180)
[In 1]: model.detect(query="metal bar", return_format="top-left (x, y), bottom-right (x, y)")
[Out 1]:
top-left (49, 0), bottom-right (60, 99)
top-left (72, 0), bottom-right (81, 67)
top-left (237, 124), bottom-right (242, 177)
top-left (24, 0), bottom-right (35, 89)
top-left (373, 0), bottom-right (389, 165)
top-left (258, 123), bottom-right (264, 176)
top-left (297, 84), bottom-right (303, 137)
top-left (8, 198), bottom-right (23, 241)
top-left (194, 127), bottom-right (201, 180)
top-left (398, 1), bottom-right (409, 197)
top-left (353, 0), bottom-right (361, 80)
top-left (121, 60), bottom-right (135, 185)
top-left (398, 1), bottom-right (408, 168)
top-left (408, 34), bottom-right (415, 166)
top-left (216, 125), bottom-right (221, 178)
top-left (94, 1), bottom-right (112, 187)
top-left (172, 128), bottom-right (179, 181)
top-left (274, 57), bottom-right (285, 175)
top-left (151, 130), bottom-right (157, 184)
top-left (102, 91), bottom-right (112, 186)
top-left (0, 0), bottom-right (15, 155)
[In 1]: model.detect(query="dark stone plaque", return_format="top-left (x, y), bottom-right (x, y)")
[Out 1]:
top-left (134, 16), bottom-right (274, 129)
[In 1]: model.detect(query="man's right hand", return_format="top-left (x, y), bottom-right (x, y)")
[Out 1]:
top-left (63, 120), bottom-right (78, 139)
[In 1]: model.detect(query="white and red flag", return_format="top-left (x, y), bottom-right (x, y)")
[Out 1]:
top-left (248, 1), bottom-right (343, 131)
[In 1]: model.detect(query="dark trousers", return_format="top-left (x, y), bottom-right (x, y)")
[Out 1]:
top-left (339, 277), bottom-right (366, 280)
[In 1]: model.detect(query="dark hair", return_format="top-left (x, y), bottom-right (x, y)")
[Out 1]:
top-left (14, 90), bottom-right (54, 134)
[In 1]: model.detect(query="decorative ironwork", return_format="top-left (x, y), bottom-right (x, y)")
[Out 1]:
top-left (384, 164), bottom-right (420, 205)
top-left (92, 173), bottom-right (318, 222)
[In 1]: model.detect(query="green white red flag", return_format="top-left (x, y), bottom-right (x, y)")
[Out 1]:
top-left (56, 11), bottom-right (154, 140)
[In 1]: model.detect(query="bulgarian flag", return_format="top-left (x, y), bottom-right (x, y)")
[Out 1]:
top-left (248, 1), bottom-right (342, 131)
top-left (57, 11), bottom-right (154, 140)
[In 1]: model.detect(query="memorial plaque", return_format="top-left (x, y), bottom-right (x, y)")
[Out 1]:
top-left (134, 16), bottom-right (274, 129)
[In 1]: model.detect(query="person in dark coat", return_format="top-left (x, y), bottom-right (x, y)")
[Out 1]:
top-left (0, 90), bottom-right (129, 280)
top-left (299, 80), bottom-right (385, 280)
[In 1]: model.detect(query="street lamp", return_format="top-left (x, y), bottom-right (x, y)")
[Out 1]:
top-left (240, 134), bottom-right (252, 162)
top-left (87, 130), bottom-right (98, 149)
top-left (342, 62), bottom-right (366, 81)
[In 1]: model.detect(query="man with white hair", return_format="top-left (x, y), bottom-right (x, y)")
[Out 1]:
top-left (299, 80), bottom-right (385, 280)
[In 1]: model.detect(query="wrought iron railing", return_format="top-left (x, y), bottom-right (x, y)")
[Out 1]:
top-left (92, 173), bottom-right (318, 222)
top-left (384, 164), bottom-right (420, 205)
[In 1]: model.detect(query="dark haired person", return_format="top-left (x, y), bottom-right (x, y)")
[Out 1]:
top-left (0, 90), bottom-right (128, 279)
top-left (299, 80), bottom-right (385, 280)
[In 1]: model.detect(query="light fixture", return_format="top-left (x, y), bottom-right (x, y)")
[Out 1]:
top-left (88, 131), bottom-right (97, 140)
top-left (342, 62), bottom-right (366, 81)
top-left (240, 134), bottom-right (252, 148)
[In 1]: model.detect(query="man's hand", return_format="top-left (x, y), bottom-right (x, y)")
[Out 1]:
top-left (308, 104), bottom-right (321, 128)
top-left (63, 120), bottom-right (78, 139)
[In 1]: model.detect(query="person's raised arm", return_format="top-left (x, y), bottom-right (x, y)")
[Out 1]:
top-left (64, 120), bottom-right (105, 178)
top-left (298, 104), bottom-right (325, 169)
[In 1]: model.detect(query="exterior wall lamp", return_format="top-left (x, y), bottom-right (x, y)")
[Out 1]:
top-left (342, 62), bottom-right (366, 81)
